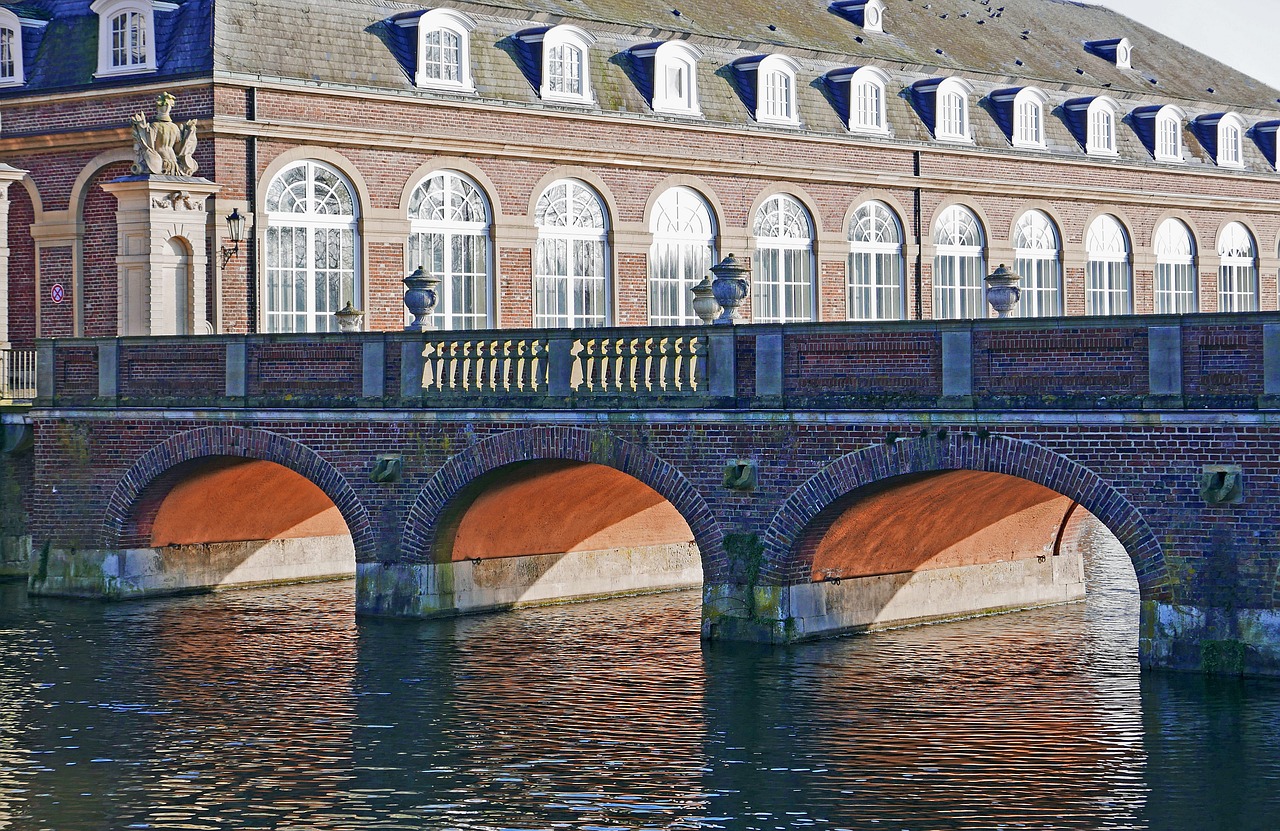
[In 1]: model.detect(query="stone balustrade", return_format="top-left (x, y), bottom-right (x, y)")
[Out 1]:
top-left (29, 313), bottom-right (1280, 411)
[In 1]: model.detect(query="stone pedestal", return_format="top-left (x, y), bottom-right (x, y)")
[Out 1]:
top-left (100, 176), bottom-right (220, 336)
top-left (0, 163), bottom-right (30, 348)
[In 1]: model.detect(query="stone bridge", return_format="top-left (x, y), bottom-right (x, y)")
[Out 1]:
top-left (6, 314), bottom-right (1280, 677)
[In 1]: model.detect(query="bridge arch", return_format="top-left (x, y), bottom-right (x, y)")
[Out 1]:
top-left (102, 426), bottom-right (376, 560)
top-left (763, 434), bottom-right (1169, 600)
top-left (402, 426), bottom-right (725, 578)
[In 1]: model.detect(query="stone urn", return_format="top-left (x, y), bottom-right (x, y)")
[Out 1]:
top-left (403, 265), bottom-right (441, 332)
top-left (984, 263), bottom-right (1022, 318)
top-left (709, 253), bottom-right (750, 325)
top-left (333, 301), bottom-right (364, 333)
top-left (690, 273), bottom-right (720, 324)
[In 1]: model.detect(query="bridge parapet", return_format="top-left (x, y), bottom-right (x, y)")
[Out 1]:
top-left (32, 313), bottom-right (1280, 411)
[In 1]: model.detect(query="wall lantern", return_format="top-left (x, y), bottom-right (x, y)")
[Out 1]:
top-left (219, 208), bottom-right (246, 270)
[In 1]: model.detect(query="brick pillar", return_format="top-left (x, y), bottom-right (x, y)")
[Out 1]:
top-left (0, 163), bottom-right (29, 348)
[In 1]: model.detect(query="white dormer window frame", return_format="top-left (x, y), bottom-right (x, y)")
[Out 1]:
top-left (1086, 96), bottom-right (1119, 156)
top-left (1012, 87), bottom-right (1048, 149)
top-left (1217, 112), bottom-right (1247, 169)
top-left (90, 0), bottom-right (168, 77)
top-left (396, 8), bottom-right (477, 92)
top-left (530, 24), bottom-right (596, 105)
top-left (862, 0), bottom-right (886, 33)
top-left (847, 66), bottom-right (890, 134)
top-left (756, 54), bottom-right (802, 127)
top-left (1115, 37), bottom-right (1132, 70)
top-left (1154, 104), bottom-right (1186, 163)
top-left (934, 77), bottom-right (974, 143)
top-left (0, 8), bottom-right (24, 87)
top-left (640, 40), bottom-right (703, 116)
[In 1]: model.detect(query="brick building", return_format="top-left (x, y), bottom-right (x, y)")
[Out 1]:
top-left (1, 0), bottom-right (1280, 346)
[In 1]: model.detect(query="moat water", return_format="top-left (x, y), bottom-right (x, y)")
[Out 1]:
top-left (1, 528), bottom-right (1279, 830)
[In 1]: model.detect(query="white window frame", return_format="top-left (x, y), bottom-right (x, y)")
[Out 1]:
top-left (1011, 210), bottom-right (1061, 317)
top-left (647, 40), bottom-right (703, 116)
top-left (1216, 113), bottom-right (1247, 169)
top-left (1012, 87), bottom-right (1047, 149)
top-left (396, 8), bottom-right (477, 92)
top-left (0, 8), bottom-right (24, 87)
top-left (648, 187), bottom-right (717, 325)
top-left (753, 194), bottom-right (815, 322)
top-left (862, 0), bottom-right (886, 32)
top-left (1115, 38), bottom-right (1132, 70)
top-left (534, 179), bottom-right (610, 328)
top-left (755, 55), bottom-right (801, 127)
top-left (407, 170), bottom-right (493, 330)
top-left (847, 66), bottom-right (890, 135)
top-left (1085, 215), bottom-right (1132, 316)
top-left (262, 160), bottom-right (362, 334)
top-left (1086, 96), bottom-right (1119, 156)
top-left (848, 200), bottom-right (904, 320)
top-left (1154, 219), bottom-right (1197, 314)
top-left (1154, 105), bottom-right (1186, 163)
top-left (90, 0), bottom-right (165, 77)
top-left (934, 77), bottom-right (974, 143)
top-left (1218, 222), bottom-right (1259, 312)
top-left (531, 24), bottom-right (596, 105)
top-left (932, 205), bottom-right (986, 319)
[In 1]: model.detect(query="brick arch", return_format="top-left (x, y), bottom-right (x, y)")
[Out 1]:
top-left (402, 426), bottom-right (725, 577)
top-left (763, 434), bottom-right (1169, 600)
top-left (101, 426), bottom-right (376, 559)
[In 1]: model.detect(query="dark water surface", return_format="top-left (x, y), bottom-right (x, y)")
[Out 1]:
top-left (1, 531), bottom-right (1279, 830)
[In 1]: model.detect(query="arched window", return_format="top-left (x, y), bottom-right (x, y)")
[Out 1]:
top-left (1217, 114), bottom-right (1246, 168)
top-left (1087, 97), bottom-right (1118, 156)
top-left (1012, 211), bottom-right (1061, 317)
top-left (1218, 222), bottom-right (1258, 312)
top-left (91, 0), bottom-right (155, 75)
top-left (757, 55), bottom-right (800, 126)
top-left (1155, 106), bottom-right (1184, 162)
top-left (522, 24), bottom-right (596, 105)
top-left (932, 205), bottom-right (985, 319)
top-left (409, 8), bottom-right (476, 91)
top-left (849, 66), bottom-right (889, 134)
top-left (535, 179), bottom-right (609, 327)
top-left (650, 41), bottom-right (702, 115)
top-left (407, 171), bottom-right (492, 330)
top-left (1154, 219), bottom-right (1197, 314)
top-left (847, 200), bottom-right (904, 320)
top-left (263, 160), bottom-right (360, 333)
top-left (649, 187), bottom-right (716, 325)
top-left (1085, 215), bottom-right (1132, 315)
top-left (753, 194), bottom-right (814, 322)
top-left (0, 8), bottom-right (23, 86)
top-left (1013, 88), bottom-right (1047, 149)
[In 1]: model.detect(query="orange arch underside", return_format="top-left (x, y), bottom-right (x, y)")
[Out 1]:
top-left (808, 470), bottom-right (1075, 582)
top-left (150, 458), bottom-right (348, 547)
top-left (451, 460), bottom-right (694, 560)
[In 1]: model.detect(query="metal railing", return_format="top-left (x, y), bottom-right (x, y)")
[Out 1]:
top-left (1, 349), bottom-right (36, 402)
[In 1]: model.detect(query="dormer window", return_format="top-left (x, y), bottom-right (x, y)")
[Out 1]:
top-left (516, 24), bottom-right (597, 105)
top-left (1217, 113), bottom-right (1246, 168)
top-left (632, 40), bottom-right (702, 116)
top-left (830, 0), bottom-right (886, 33)
top-left (1253, 121), bottom-right (1280, 171)
top-left (992, 87), bottom-right (1047, 149)
top-left (828, 66), bottom-right (890, 134)
top-left (735, 55), bottom-right (802, 126)
top-left (913, 77), bottom-right (974, 143)
top-left (1155, 105), bottom-right (1185, 162)
top-left (91, 0), bottom-right (167, 76)
top-left (0, 8), bottom-right (23, 87)
top-left (1085, 37), bottom-right (1132, 70)
top-left (396, 8), bottom-right (477, 91)
top-left (1088, 98), bottom-right (1117, 155)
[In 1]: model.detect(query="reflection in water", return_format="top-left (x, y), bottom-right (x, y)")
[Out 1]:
top-left (0, 529), bottom-right (1278, 829)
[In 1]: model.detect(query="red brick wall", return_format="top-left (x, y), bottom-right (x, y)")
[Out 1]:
top-left (81, 161), bottom-right (132, 338)
top-left (38, 246), bottom-right (74, 337)
top-left (7, 183), bottom-right (35, 347)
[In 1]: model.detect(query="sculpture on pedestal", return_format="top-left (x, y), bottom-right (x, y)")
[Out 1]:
top-left (130, 92), bottom-right (199, 177)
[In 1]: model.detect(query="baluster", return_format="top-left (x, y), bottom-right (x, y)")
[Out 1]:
top-left (488, 338), bottom-right (502, 392)
top-left (573, 339), bottom-right (589, 393)
top-left (627, 337), bottom-right (644, 393)
top-left (663, 336), bottom-right (680, 391)
top-left (596, 338), bottom-right (613, 393)
top-left (533, 339), bottom-right (550, 392)
top-left (475, 339), bottom-right (492, 392)
top-left (514, 340), bottom-right (528, 392)
top-left (690, 337), bottom-right (706, 391)
top-left (642, 336), bottom-right (659, 392)
top-left (421, 341), bottom-right (439, 391)
top-left (447, 340), bottom-right (463, 392)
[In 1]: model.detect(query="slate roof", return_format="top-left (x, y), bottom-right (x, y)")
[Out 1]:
top-left (5, 0), bottom-right (1280, 172)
